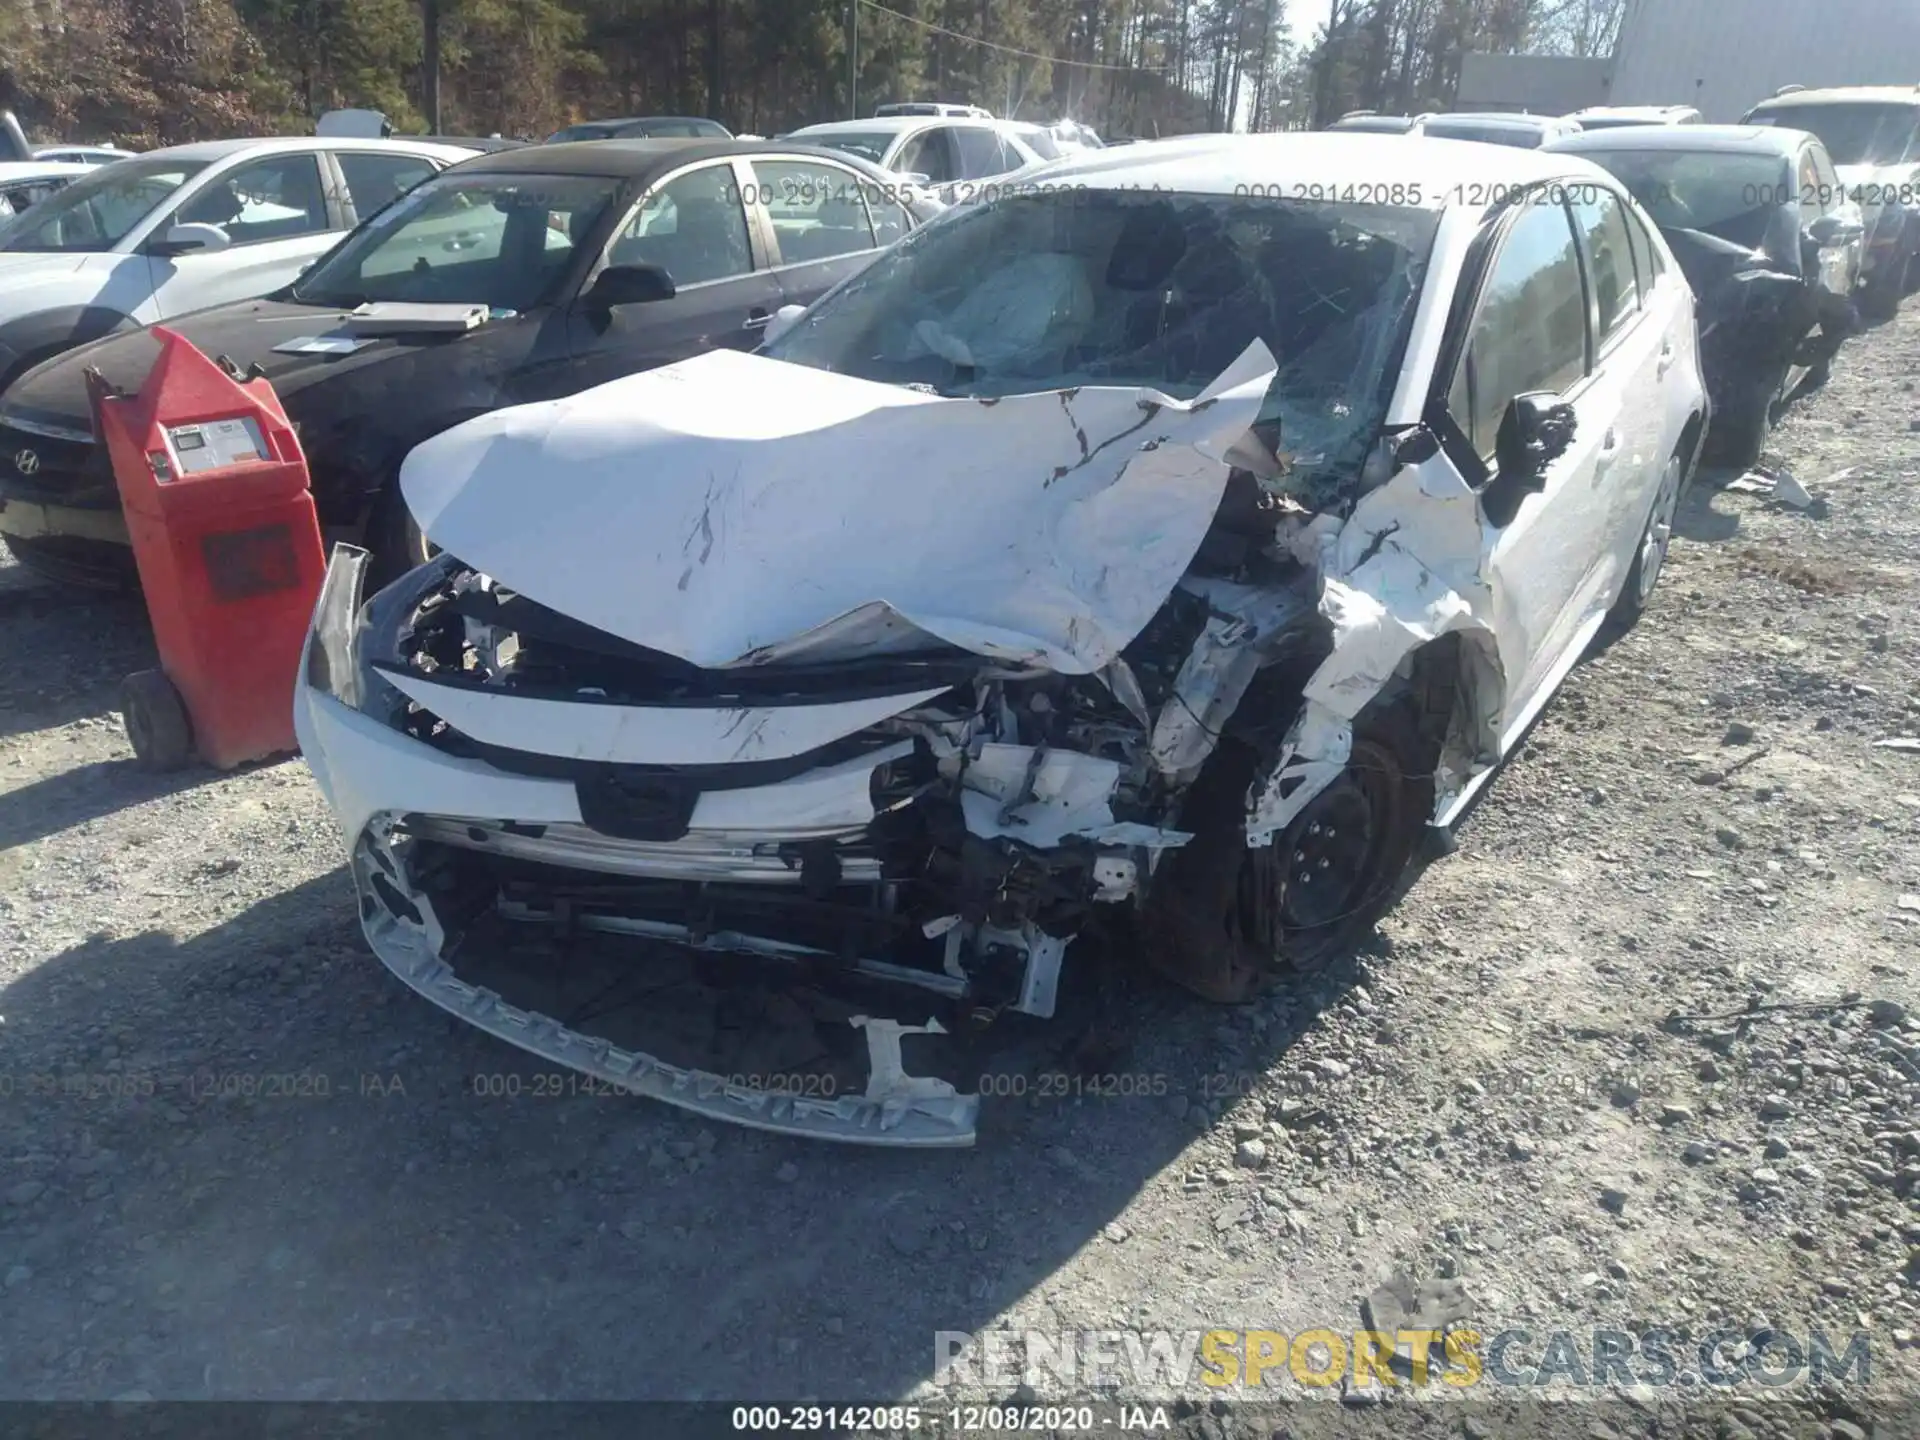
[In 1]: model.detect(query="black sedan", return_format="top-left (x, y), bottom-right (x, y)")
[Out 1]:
top-left (0, 138), bottom-right (939, 588)
top-left (1546, 124), bottom-right (1866, 466)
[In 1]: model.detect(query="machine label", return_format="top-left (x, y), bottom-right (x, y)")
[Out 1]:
top-left (165, 416), bottom-right (267, 477)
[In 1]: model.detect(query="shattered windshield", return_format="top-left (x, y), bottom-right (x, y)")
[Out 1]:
top-left (1576, 149), bottom-right (1790, 247)
top-left (762, 189), bottom-right (1438, 487)
top-left (290, 171), bottom-right (620, 311)
top-left (0, 157), bottom-right (208, 252)
top-left (1747, 103), bottom-right (1919, 166)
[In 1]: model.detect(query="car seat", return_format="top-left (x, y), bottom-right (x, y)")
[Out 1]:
top-left (657, 196), bottom-right (749, 285)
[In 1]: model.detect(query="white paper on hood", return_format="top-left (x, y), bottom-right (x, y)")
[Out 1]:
top-left (400, 342), bottom-right (1276, 676)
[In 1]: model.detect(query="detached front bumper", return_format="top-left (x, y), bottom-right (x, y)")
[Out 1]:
top-left (295, 547), bottom-right (1186, 1147)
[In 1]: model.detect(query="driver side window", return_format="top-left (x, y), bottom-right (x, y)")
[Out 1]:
top-left (1447, 197), bottom-right (1589, 461)
top-left (894, 128), bottom-right (956, 185)
top-left (174, 154), bottom-right (329, 246)
top-left (605, 163), bottom-right (752, 287)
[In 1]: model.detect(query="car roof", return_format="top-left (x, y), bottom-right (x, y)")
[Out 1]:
top-left (1570, 105), bottom-right (1696, 120)
top-left (1546, 124), bottom-right (1809, 158)
top-left (1425, 112), bottom-right (1566, 129)
top-left (1013, 132), bottom-right (1611, 207)
top-left (135, 136), bottom-right (486, 164)
top-left (446, 136), bottom-right (907, 181)
top-left (568, 115), bottom-right (721, 127)
top-left (1747, 86), bottom-right (1920, 110)
top-left (789, 116), bottom-right (998, 135)
top-left (0, 160), bottom-right (92, 180)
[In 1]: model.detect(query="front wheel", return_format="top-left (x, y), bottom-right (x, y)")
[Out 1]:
top-left (1608, 447), bottom-right (1686, 630)
top-left (366, 482), bottom-right (436, 593)
top-left (1858, 260), bottom-right (1905, 323)
top-left (1140, 709), bottom-right (1429, 1002)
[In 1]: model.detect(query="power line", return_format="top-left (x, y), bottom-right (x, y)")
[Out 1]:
top-left (855, 0), bottom-right (1170, 73)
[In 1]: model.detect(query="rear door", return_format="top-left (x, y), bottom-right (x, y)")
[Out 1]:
top-left (1440, 188), bottom-right (1613, 729)
top-left (561, 156), bottom-right (782, 390)
top-left (747, 154), bottom-right (910, 308)
top-left (1566, 180), bottom-right (1669, 590)
top-left (143, 150), bottom-right (340, 318)
top-left (332, 149), bottom-right (446, 226)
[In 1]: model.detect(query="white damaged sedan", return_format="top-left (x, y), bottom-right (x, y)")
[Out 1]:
top-left (295, 134), bottom-right (1708, 1146)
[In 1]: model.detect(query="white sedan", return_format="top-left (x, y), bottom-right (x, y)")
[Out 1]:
top-left (294, 132), bottom-right (1708, 1146)
top-left (0, 161), bottom-right (90, 219)
top-left (0, 136), bottom-right (481, 393)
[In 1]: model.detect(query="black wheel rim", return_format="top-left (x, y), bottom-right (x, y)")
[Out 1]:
top-left (1238, 736), bottom-right (1403, 955)
top-left (1275, 771), bottom-right (1381, 930)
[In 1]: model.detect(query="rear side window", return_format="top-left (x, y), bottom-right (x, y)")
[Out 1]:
top-left (952, 127), bottom-right (1024, 178)
top-left (337, 153), bottom-right (438, 220)
top-left (1567, 187), bottom-right (1639, 344)
top-left (751, 158), bottom-right (877, 265)
top-left (1448, 196), bottom-right (1588, 459)
top-left (863, 188), bottom-right (912, 245)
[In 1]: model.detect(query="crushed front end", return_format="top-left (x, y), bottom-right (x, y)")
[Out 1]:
top-left (298, 540), bottom-right (1329, 1145)
top-left (295, 342), bottom-right (1299, 1146)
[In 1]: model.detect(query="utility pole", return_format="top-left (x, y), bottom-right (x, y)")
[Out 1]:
top-left (846, 0), bottom-right (859, 118)
top-left (422, 0), bottom-right (442, 133)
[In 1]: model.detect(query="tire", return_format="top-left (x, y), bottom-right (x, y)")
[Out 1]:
top-left (1140, 707), bottom-right (1429, 1002)
top-left (1858, 261), bottom-right (1903, 323)
top-left (1607, 445), bottom-right (1686, 631)
top-left (1704, 364), bottom-right (1786, 470)
top-left (121, 669), bottom-right (193, 771)
top-left (365, 481), bottom-right (435, 593)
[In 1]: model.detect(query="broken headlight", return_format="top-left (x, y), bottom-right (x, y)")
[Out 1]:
top-left (304, 543), bottom-right (371, 710)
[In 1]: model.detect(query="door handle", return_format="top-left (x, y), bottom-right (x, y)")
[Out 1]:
top-left (743, 308), bottom-right (770, 331)
top-left (1656, 339), bottom-right (1674, 376)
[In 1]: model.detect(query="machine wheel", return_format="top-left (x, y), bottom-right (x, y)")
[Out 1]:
top-left (121, 669), bottom-right (193, 771)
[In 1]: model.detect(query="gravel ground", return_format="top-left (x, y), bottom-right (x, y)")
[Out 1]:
top-left (1, 308), bottom-right (1918, 1438)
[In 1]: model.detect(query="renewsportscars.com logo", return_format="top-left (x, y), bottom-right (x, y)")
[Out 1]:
top-left (933, 1326), bottom-right (1873, 1393)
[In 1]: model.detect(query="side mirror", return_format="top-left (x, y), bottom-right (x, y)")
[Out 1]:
top-left (1805, 212), bottom-right (1862, 247)
top-left (899, 171), bottom-right (933, 187)
top-left (151, 222), bottom-right (231, 256)
top-left (762, 303), bottom-right (807, 346)
top-left (1494, 391), bottom-right (1577, 491)
top-left (586, 262), bottom-right (676, 308)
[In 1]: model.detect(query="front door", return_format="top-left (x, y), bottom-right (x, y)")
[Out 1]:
top-left (562, 158), bottom-right (783, 392)
top-left (1442, 190), bottom-right (1613, 731)
top-left (142, 152), bottom-right (341, 320)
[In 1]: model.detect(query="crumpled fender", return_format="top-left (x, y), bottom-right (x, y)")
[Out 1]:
top-left (1245, 444), bottom-right (1505, 845)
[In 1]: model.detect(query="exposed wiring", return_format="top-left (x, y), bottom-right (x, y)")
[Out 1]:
top-left (855, 0), bottom-right (1171, 73)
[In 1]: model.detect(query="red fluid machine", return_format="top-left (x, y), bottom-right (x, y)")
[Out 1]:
top-left (86, 326), bottom-right (326, 771)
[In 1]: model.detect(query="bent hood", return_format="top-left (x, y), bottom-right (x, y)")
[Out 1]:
top-left (401, 343), bottom-right (1276, 675)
